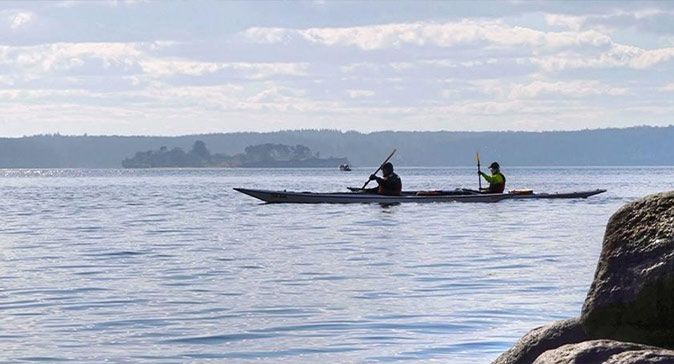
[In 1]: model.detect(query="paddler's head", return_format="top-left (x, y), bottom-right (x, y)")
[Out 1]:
top-left (382, 162), bottom-right (394, 176)
top-left (489, 162), bottom-right (500, 173)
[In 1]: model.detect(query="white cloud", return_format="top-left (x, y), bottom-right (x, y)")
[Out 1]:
top-left (3, 2), bottom-right (674, 135)
top-left (545, 14), bottom-right (584, 31)
top-left (471, 79), bottom-right (627, 99)
top-left (5, 10), bottom-right (34, 30)
top-left (340, 63), bottom-right (379, 74)
top-left (347, 89), bottom-right (375, 98)
top-left (526, 44), bottom-right (674, 71)
top-left (0, 42), bottom-right (309, 81)
top-left (630, 47), bottom-right (674, 69)
top-left (245, 20), bottom-right (613, 51)
top-left (545, 9), bottom-right (674, 36)
top-left (509, 80), bottom-right (627, 98)
top-left (6, 42), bottom-right (141, 74)
top-left (659, 83), bottom-right (674, 92)
top-left (244, 20), bottom-right (674, 72)
top-left (54, 1), bottom-right (78, 8)
top-left (0, 75), bottom-right (15, 85)
top-left (0, 88), bottom-right (100, 100)
top-left (244, 27), bottom-right (289, 44)
top-left (389, 62), bottom-right (415, 71)
top-left (137, 58), bottom-right (221, 76)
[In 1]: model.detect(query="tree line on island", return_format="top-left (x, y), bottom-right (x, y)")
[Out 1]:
top-left (121, 141), bottom-right (349, 168)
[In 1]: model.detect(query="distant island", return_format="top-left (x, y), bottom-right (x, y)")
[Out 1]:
top-left (121, 141), bottom-right (349, 168)
top-left (0, 126), bottom-right (673, 168)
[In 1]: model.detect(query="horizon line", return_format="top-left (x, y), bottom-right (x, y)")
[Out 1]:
top-left (2, 124), bottom-right (673, 139)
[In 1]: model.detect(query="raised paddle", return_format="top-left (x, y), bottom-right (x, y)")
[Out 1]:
top-left (361, 148), bottom-right (397, 190)
top-left (476, 152), bottom-right (482, 191)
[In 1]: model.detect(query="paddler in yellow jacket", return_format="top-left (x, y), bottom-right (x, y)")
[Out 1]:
top-left (479, 162), bottom-right (506, 193)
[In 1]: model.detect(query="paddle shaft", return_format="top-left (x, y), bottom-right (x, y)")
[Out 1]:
top-left (361, 148), bottom-right (397, 189)
top-left (476, 152), bottom-right (482, 190)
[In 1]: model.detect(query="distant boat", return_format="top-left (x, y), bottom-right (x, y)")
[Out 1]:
top-left (339, 164), bottom-right (352, 171)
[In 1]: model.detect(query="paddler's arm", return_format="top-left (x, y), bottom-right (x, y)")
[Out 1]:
top-left (372, 175), bottom-right (397, 189)
top-left (478, 172), bottom-right (504, 184)
top-left (479, 171), bottom-right (496, 183)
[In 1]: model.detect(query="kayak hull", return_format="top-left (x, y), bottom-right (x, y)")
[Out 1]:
top-left (234, 188), bottom-right (507, 204)
top-left (504, 189), bottom-right (606, 199)
top-left (346, 187), bottom-right (606, 199)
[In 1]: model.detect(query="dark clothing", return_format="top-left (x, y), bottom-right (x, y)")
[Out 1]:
top-left (374, 172), bottom-right (402, 195)
top-left (479, 171), bottom-right (506, 193)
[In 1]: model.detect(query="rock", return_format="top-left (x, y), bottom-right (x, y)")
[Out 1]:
top-left (581, 191), bottom-right (674, 348)
top-left (493, 192), bottom-right (674, 364)
top-left (532, 339), bottom-right (674, 364)
top-left (492, 318), bottom-right (588, 364)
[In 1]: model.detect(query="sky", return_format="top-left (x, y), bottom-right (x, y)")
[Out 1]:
top-left (1, 1), bottom-right (674, 136)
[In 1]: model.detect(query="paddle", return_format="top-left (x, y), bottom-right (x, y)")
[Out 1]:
top-left (361, 148), bottom-right (397, 190)
top-left (476, 152), bottom-right (482, 191)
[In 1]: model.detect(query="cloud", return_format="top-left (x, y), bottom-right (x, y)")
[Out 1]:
top-left (138, 58), bottom-right (309, 79)
top-left (4, 10), bottom-right (34, 30)
top-left (0, 42), bottom-right (309, 82)
top-left (54, 1), bottom-right (78, 8)
top-left (526, 44), bottom-right (674, 71)
top-left (0, 88), bottom-right (99, 100)
top-left (471, 79), bottom-right (627, 99)
top-left (630, 47), bottom-right (674, 68)
top-left (509, 80), bottom-right (627, 98)
top-left (346, 89), bottom-right (375, 98)
top-left (0, 43), bottom-right (144, 84)
top-left (244, 20), bottom-right (613, 50)
top-left (546, 9), bottom-right (674, 35)
top-left (659, 83), bottom-right (674, 92)
top-left (3, 2), bottom-right (674, 136)
top-left (243, 27), bottom-right (290, 44)
top-left (545, 14), bottom-right (584, 30)
top-left (340, 63), bottom-right (380, 74)
top-left (243, 19), bottom-right (674, 72)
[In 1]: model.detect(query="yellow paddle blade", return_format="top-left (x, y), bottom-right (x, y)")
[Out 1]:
top-left (475, 152), bottom-right (480, 164)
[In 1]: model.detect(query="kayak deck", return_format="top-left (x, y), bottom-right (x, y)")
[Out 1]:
top-left (234, 188), bottom-right (507, 204)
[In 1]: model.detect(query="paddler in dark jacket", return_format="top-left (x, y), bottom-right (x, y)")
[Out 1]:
top-left (368, 162), bottom-right (402, 196)
top-left (479, 162), bottom-right (506, 193)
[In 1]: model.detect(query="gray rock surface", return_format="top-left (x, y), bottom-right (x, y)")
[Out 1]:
top-left (532, 339), bottom-right (674, 364)
top-left (581, 191), bottom-right (674, 348)
top-left (492, 318), bottom-right (587, 364)
top-left (492, 191), bottom-right (674, 364)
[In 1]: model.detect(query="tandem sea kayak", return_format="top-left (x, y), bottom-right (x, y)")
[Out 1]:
top-left (233, 188), bottom-right (508, 204)
top-left (234, 187), bottom-right (606, 204)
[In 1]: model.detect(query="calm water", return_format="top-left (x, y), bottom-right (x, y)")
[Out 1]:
top-left (1, 167), bottom-right (671, 363)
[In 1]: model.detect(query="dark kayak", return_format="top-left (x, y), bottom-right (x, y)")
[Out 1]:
top-left (234, 188), bottom-right (507, 204)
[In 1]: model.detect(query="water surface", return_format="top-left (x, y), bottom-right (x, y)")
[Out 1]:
top-left (0, 167), bottom-right (669, 363)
